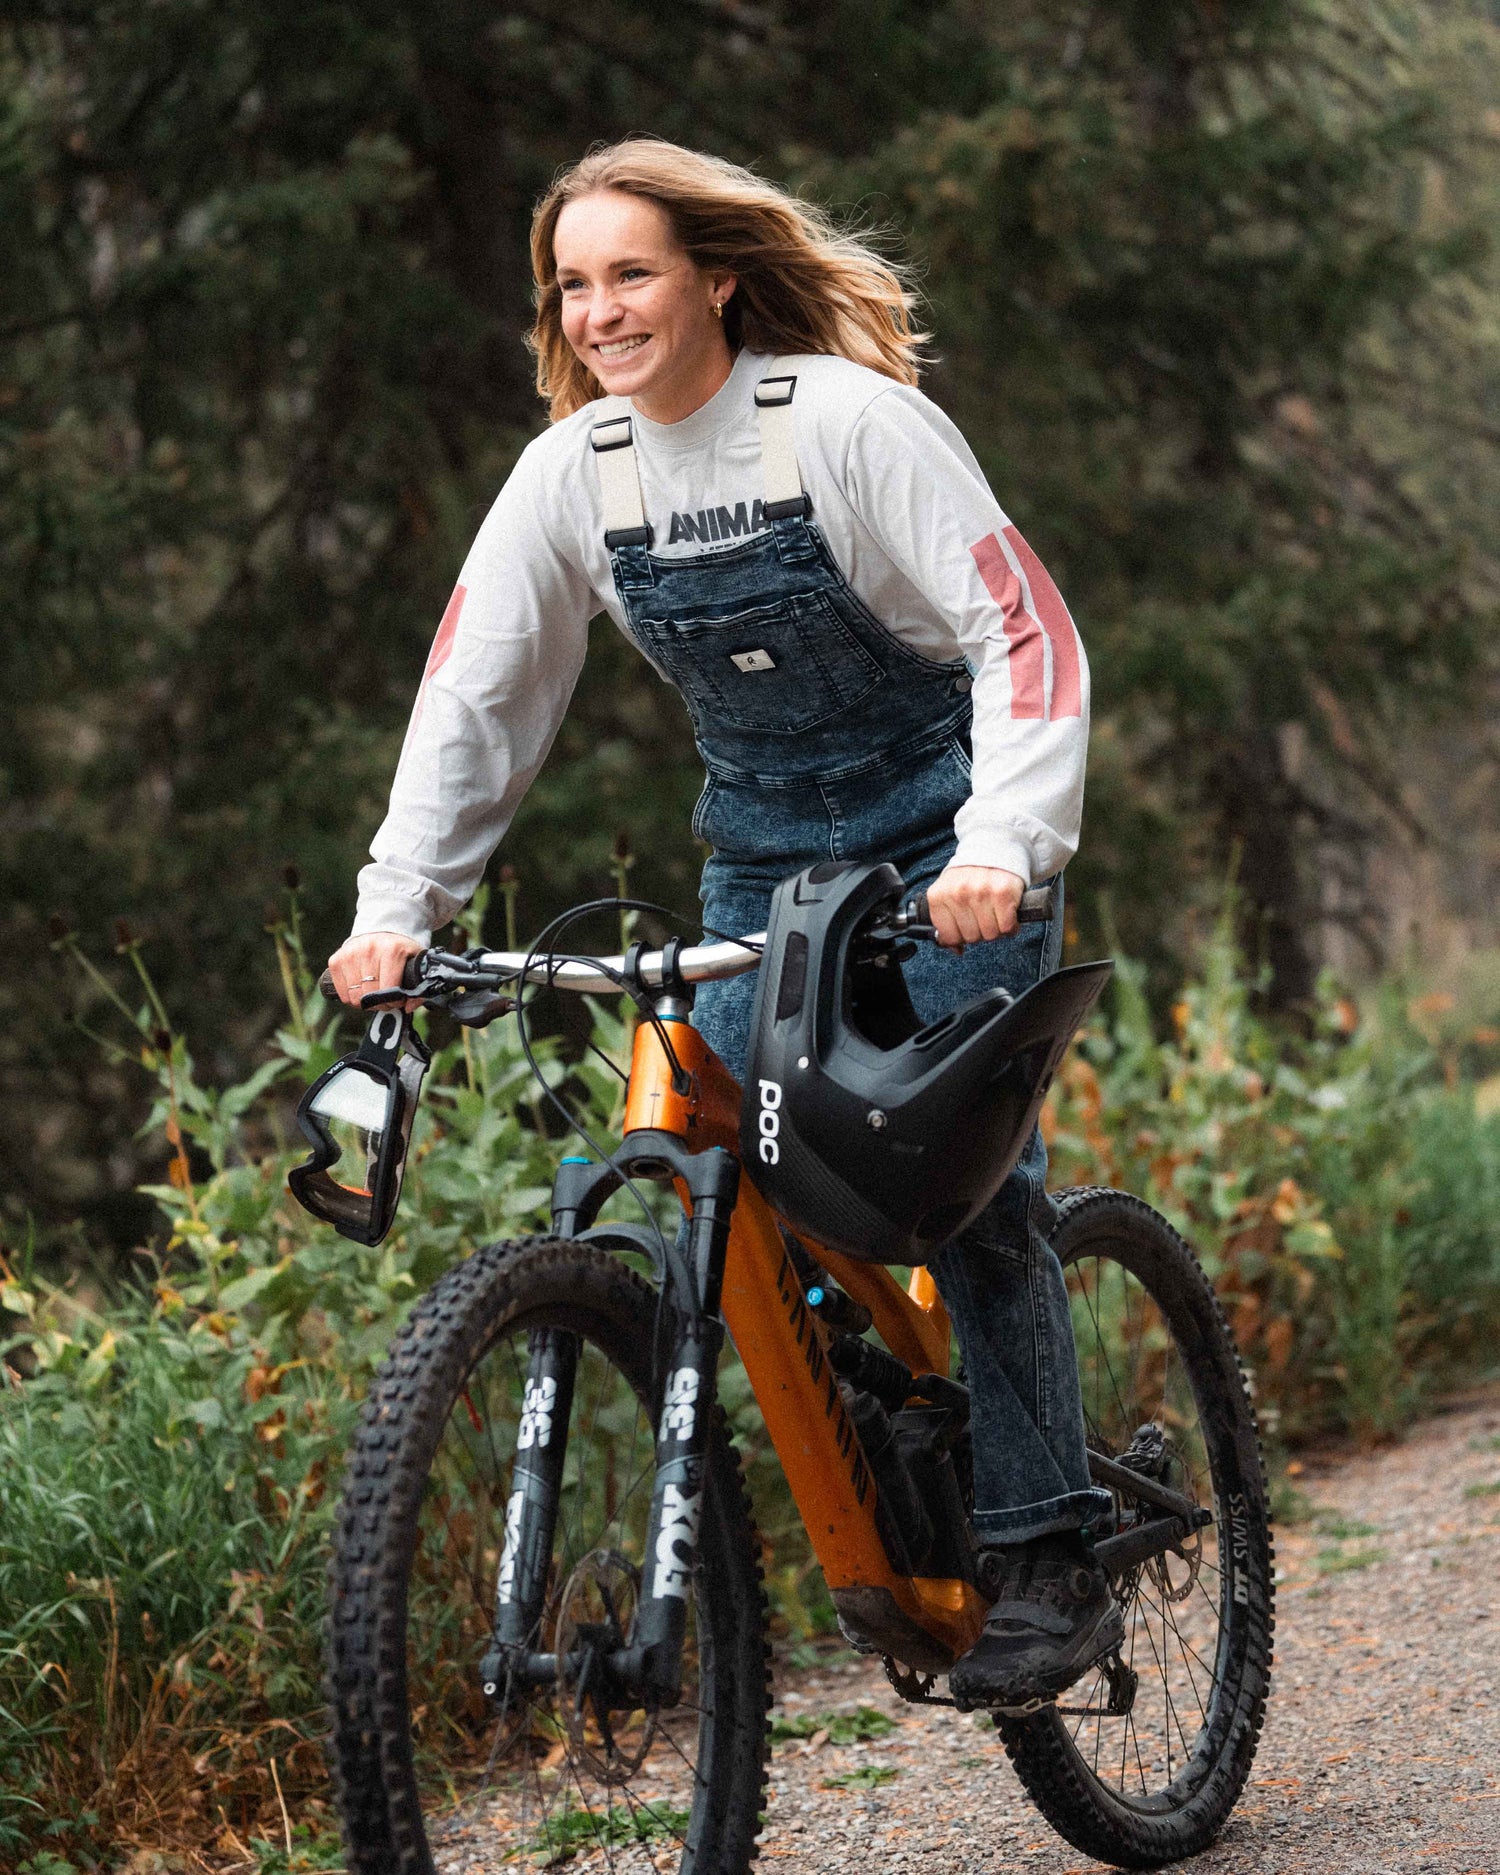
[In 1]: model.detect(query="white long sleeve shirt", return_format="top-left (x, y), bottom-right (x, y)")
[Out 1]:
top-left (352, 347), bottom-right (1089, 942)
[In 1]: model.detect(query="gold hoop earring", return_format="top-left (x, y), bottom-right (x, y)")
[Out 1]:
top-left (712, 300), bottom-right (723, 319)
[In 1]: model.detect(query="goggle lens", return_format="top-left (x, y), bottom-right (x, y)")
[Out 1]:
top-left (288, 1014), bottom-right (429, 1244)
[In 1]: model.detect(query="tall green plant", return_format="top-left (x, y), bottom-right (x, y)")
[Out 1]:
top-left (0, 890), bottom-right (628, 1860)
top-left (3, 890), bottom-right (1498, 1862)
top-left (1047, 914), bottom-right (1500, 1441)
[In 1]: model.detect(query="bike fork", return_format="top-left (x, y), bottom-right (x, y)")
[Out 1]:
top-left (625, 1311), bottom-right (725, 1704)
top-left (611, 1141), bottom-right (739, 1706)
top-left (479, 1326), bottom-right (579, 1700)
top-left (481, 1134), bottom-right (740, 1712)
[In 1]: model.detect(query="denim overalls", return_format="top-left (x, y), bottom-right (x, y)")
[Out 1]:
top-left (590, 364), bottom-right (1111, 1544)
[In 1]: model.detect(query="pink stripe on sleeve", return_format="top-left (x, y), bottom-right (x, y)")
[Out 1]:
top-left (1001, 526), bottom-right (1082, 719)
top-left (412, 583), bottom-right (467, 725)
top-left (968, 533), bottom-right (1045, 719)
top-left (425, 582), bottom-right (467, 682)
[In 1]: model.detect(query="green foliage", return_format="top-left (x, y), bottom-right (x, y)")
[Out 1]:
top-left (0, 903), bottom-right (630, 1859)
top-left (1047, 906), bottom-right (1500, 1441)
top-left (2, 0), bottom-right (1498, 1249)
top-left (770, 1704), bottom-right (896, 1745)
top-left (1313, 1512), bottom-right (1379, 1541)
top-left (248, 1824), bottom-right (346, 1874)
top-left (822, 0), bottom-right (1500, 999)
top-left (1314, 1545), bottom-right (1388, 1576)
top-left (821, 1765), bottom-right (900, 1790)
top-left (523, 1800), bottom-right (691, 1859)
top-left (1, 889), bottom-right (1497, 1861)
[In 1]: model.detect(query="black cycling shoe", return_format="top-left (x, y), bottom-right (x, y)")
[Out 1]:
top-left (948, 1531), bottom-right (1124, 1712)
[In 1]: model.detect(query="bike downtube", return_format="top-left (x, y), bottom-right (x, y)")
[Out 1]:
top-left (720, 1174), bottom-right (988, 1661)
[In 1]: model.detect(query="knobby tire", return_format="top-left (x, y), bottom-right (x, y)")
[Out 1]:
top-left (323, 1236), bottom-right (771, 1874)
top-left (995, 1187), bottom-right (1275, 1866)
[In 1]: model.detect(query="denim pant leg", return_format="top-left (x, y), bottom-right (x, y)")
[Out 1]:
top-left (925, 1137), bottom-right (1111, 1543)
top-left (897, 872), bottom-right (1112, 1545)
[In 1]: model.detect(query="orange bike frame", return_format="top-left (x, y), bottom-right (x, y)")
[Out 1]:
top-left (622, 1009), bottom-right (988, 1664)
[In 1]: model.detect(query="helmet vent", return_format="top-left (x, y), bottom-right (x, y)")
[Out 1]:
top-left (775, 932), bottom-right (809, 1022)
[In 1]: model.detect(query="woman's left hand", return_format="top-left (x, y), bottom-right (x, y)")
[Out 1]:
top-left (925, 864), bottom-right (1027, 950)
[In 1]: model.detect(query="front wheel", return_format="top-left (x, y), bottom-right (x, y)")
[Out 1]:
top-left (324, 1236), bottom-right (771, 1874)
top-left (997, 1188), bottom-right (1274, 1866)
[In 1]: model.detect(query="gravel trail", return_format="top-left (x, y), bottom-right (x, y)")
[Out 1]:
top-left (759, 1388), bottom-right (1500, 1875)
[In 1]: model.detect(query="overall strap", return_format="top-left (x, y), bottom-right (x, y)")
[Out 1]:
top-left (589, 396), bottom-right (651, 548)
top-left (754, 358), bottom-right (810, 519)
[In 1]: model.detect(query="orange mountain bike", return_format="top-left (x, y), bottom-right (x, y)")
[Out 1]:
top-left (308, 879), bottom-right (1273, 1873)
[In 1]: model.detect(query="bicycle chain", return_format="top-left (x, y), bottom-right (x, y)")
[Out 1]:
top-left (882, 1656), bottom-right (955, 1705)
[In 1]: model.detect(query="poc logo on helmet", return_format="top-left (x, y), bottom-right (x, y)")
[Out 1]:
top-left (757, 1079), bottom-right (783, 1165)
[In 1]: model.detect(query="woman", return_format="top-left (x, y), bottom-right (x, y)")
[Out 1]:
top-left (327, 138), bottom-right (1115, 1707)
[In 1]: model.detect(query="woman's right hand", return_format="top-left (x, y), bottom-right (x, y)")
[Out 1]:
top-left (326, 930), bottom-right (427, 1008)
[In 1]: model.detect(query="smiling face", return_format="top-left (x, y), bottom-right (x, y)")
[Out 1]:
top-left (553, 189), bottom-right (736, 423)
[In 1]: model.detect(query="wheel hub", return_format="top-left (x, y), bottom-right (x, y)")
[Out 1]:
top-left (1117, 1421), bottom-right (1204, 1604)
top-left (554, 1549), bottom-right (656, 1782)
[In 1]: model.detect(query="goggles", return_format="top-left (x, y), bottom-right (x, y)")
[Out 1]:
top-left (288, 1007), bottom-right (431, 1245)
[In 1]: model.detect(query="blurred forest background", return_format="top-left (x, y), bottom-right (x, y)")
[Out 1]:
top-left (3, 2), bottom-right (1500, 1864)
top-left (4, 0), bottom-right (1498, 1265)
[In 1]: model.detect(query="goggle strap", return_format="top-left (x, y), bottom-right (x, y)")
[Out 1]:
top-left (351, 1007), bottom-right (410, 1073)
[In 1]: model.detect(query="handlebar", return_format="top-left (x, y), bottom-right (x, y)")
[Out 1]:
top-left (317, 881), bottom-right (1056, 1011)
top-left (316, 934), bottom-right (765, 1008)
top-left (472, 934), bottom-right (764, 995)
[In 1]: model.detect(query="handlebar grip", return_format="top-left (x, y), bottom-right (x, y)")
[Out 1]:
top-left (904, 883), bottom-right (1056, 928)
top-left (317, 950), bottom-right (430, 1003)
top-left (1018, 885), bottom-right (1055, 923)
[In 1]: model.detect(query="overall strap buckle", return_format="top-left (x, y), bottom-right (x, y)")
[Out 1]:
top-left (756, 363), bottom-right (807, 518)
top-left (590, 403), bottom-right (652, 548)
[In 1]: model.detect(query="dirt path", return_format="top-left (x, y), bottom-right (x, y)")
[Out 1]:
top-left (759, 1388), bottom-right (1500, 1875)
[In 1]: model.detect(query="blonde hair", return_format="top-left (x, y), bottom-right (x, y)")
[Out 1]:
top-left (529, 139), bottom-right (928, 421)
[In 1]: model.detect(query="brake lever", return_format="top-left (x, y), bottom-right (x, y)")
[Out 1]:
top-left (358, 985), bottom-right (414, 1009)
top-left (342, 949), bottom-right (516, 1026)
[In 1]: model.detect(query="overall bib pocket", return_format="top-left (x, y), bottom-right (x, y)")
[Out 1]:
top-left (632, 590), bottom-right (882, 735)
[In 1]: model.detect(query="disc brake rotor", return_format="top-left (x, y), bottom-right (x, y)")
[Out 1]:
top-left (1144, 1434), bottom-right (1203, 1604)
top-left (554, 1548), bottom-right (655, 1783)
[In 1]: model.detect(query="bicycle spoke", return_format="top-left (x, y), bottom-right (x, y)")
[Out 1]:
top-left (1133, 1587), bottom-right (1194, 1774)
top-left (1139, 1582), bottom-right (1218, 1714)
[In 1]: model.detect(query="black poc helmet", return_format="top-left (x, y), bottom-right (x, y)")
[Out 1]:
top-left (741, 861), bottom-right (1113, 1264)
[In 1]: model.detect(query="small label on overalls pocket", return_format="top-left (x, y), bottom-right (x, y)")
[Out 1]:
top-left (730, 648), bottom-right (777, 673)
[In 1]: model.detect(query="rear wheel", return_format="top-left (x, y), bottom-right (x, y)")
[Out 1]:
top-left (996, 1188), bottom-right (1274, 1866)
top-left (324, 1236), bottom-right (771, 1873)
